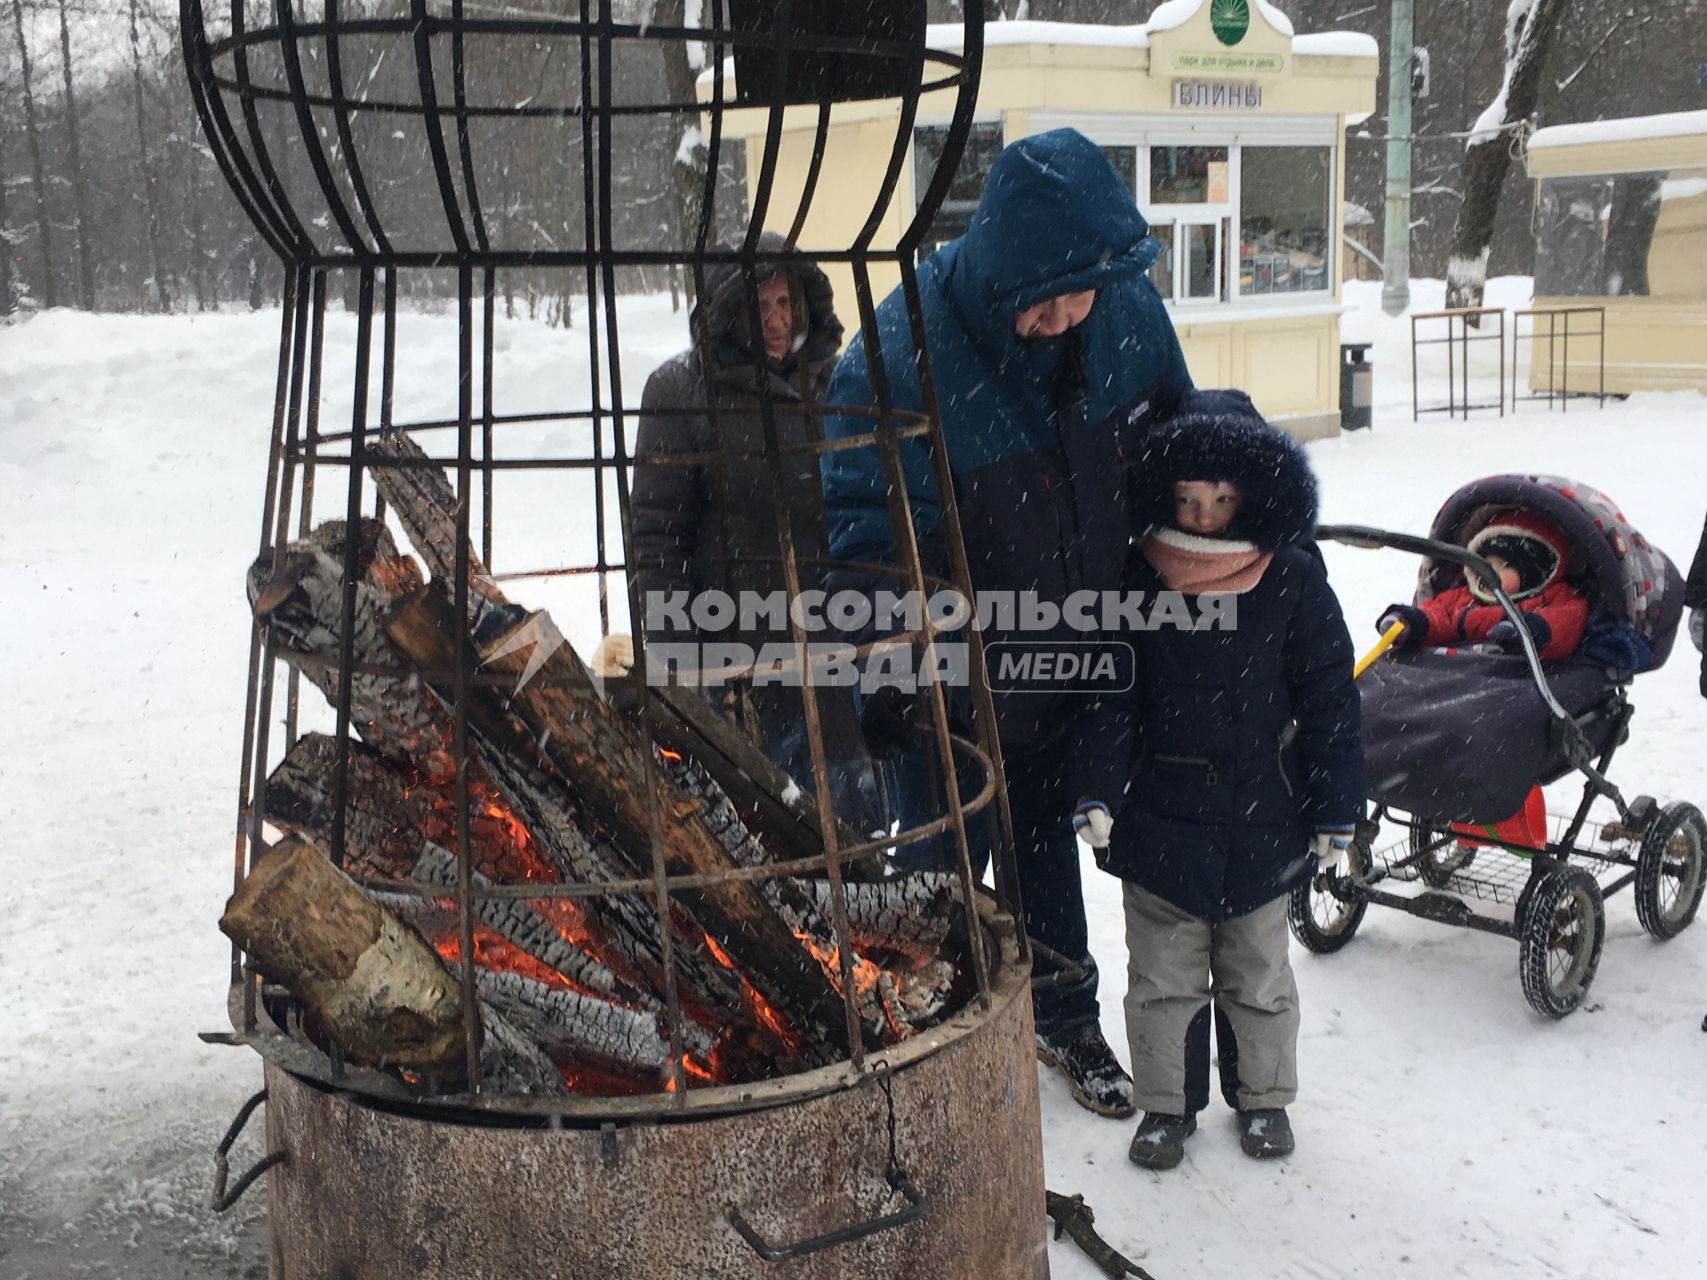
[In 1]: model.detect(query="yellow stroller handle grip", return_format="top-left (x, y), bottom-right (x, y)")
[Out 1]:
top-left (1355, 620), bottom-right (1409, 680)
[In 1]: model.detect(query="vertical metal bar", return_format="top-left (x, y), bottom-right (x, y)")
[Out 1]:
top-left (274, 0), bottom-right (369, 253)
top-left (410, 0), bottom-right (472, 254)
top-left (738, 0), bottom-right (793, 251)
top-left (450, 0), bottom-right (492, 254)
top-left (482, 267), bottom-right (496, 566)
top-left (285, 271), bottom-right (330, 748)
top-left (452, 263), bottom-right (484, 1093)
top-left (178, 0), bottom-right (293, 261)
top-left (783, 96), bottom-right (831, 248)
top-left (231, 272), bottom-right (301, 989)
top-left (595, 0), bottom-right (687, 1100)
top-left (323, 0), bottom-right (393, 255)
top-left (228, 0), bottom-right (314, 252)
top-left (375, 270), bottom-right (397, 522)
top-left (1597, 306), bottom-right (1605, 406)
top-left (577, 0), bottom-right (611, 640)
top-left (1410, 315), bottom-right (1418, 422)
top-left (329, 266), bottom-right (377, 871)
top-left (1561, 309), bottom-right (1571, 413)
top-left (244, 263), bottom-right (317, 1030)
top-left (897, 260), bottom-right (1017, 954)
top-left (739, 252), bottom-right (867, 1067)
top-left (1446, 316), bottom-right (1456, 418)
top-left (1498, 308), bottom-right (1505, 417)
top-left (848, 257), bottom-right (992, 1006)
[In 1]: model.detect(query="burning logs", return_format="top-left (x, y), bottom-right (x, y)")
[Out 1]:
top-left (236, 433), bottom-right (969, 1098)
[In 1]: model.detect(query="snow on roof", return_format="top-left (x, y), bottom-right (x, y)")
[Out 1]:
top-left (1529, 110), bottom-right (1707, 151)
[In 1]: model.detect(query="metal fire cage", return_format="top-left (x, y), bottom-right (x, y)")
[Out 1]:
top-left (181, 0), bottom-right (1029, 1118)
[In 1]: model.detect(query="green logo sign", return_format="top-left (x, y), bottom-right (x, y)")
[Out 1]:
top-left (1211, 0), bottom-right (1250, 47)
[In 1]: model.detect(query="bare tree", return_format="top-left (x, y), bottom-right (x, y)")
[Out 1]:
top-left (8, 0), bottom-right (54, 308)
top-left (653, 0), bottom-right (713, 308)
top-left (1444, 0), bottom-right (1570, 311)
top-left (128, 0), bottom-right (170, 311)
top-left (53, 0), bottom-right (94, 308)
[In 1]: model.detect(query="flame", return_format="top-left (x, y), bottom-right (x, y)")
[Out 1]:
top-left (659, 748), bottom-right (683, 761)
top-left (436, 926), bottom-right (576, 992)
top-left (794, 929), bottom-right (907, 1041)
top-left (699, 929), bottom-right (800, 1055)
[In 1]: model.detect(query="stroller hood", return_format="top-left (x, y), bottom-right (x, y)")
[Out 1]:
top-left (1420, 474), bottom-right (1683, 673)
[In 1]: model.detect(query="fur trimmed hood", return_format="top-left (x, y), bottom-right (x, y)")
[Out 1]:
top-left (1132, 389), bottom-right (1320, 550)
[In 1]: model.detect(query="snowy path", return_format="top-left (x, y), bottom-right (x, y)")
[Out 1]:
top-left (3, 282), bottom-right (1703, 1278)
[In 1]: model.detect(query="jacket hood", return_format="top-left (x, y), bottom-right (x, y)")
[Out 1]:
top-left (954, 128), bottom-right (1160, 318)
top-left (1132, 389), bottom-right (1320, 551)
top-left (690, 230), bottom-right (845, 375)
top-left (1466, 508), bottom-right (1570, 600)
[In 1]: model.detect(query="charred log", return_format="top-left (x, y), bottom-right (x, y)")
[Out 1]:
top-left (219, 837), bottom-right (467, 1078)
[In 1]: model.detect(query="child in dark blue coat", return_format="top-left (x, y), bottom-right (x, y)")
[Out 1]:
top-left (1071, 390), bottom-right (1364, 1169)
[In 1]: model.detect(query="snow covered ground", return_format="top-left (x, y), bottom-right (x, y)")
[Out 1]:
top-left (2, 278), bottom-right (1703, 1278)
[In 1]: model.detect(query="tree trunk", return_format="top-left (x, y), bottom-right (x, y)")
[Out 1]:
top-left (54, 0), bottom-right (95, 309)
top-left (219, 837), bottom-right (470, 1077)
top-left (1445, 0), bottom-right (1570, 312)
top-left (128, 0), bottom-right (171, 312)
top-left (1600, 173), bottom-right (1662, 296)
top-left (9, 0), bottom-right (56, 308)
top-left (654, 0), bottom-right (711, 305)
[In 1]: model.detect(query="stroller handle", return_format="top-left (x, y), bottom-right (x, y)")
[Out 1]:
top-left (1314, 523), bottom-right (1572, 724)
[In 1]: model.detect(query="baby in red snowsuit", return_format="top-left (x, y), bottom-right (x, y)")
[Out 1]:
top-left (1378, 509), bottom-right (1591, 661)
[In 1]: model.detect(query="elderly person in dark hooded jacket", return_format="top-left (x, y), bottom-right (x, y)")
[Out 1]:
top-left (630, 231), bottom-right (884, 835)
top-left (819, 128), bottom-right (1195, 1118)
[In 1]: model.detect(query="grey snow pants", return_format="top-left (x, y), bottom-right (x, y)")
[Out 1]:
top-left (1121, 882), bottom-right (1300, 1115)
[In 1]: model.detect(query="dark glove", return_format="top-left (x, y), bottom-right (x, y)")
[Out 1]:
top-left (1377, 604), bottom-right (1427, 650)
top-left (1488, 613), bottom-right (1551, 655)
top-left (859, 685), bottom-right (920, 757)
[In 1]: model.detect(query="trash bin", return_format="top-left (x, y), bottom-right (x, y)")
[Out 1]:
top-left (1340, 342), bottom-right (1372, 431)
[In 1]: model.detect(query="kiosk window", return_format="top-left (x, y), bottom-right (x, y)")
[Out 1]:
top-left (913, 122), bottom-right (1005, 260)
top-left (1239, 146), bottom-right (1331, 295)
top-left (1150, 145), bottom-right (1229, 206)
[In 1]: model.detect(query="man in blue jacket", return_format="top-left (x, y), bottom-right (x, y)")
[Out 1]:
top-left (820, 128), bottom-right (1194, 1117)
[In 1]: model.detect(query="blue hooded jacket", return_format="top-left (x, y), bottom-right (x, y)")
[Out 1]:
top-left (821, 128), bottom-right (1194, 747)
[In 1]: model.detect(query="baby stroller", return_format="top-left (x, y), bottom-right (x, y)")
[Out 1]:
top-left (1290, 474), bottom-right (1705, 1017)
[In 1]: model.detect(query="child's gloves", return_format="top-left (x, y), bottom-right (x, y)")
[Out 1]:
top-left (1072, 800), bottom-right (1113, 849)
top-left (1376, 604), bottom-right (1427, 649)
top-left (1487, 613), bottom-right (1551, 655)
top-left (1690, 608), bottom-right (1704, 654)
top-left (1311, 829), bottom-right (1354, 872)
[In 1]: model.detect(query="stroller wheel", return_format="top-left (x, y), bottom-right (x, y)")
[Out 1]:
top-left (1413, 822), bottom-right (1475, 889)
top-left (1634, 802), bottom-right (1707, 940)
top-left (1518, 866), bottom-right (1605, 1019)
top-left (1287, 838), bottom-right (1369, 954)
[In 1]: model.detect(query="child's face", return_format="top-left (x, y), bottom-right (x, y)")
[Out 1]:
top-left (1172, 480), bottom-right (1243, 536)
top-left (1487, 555), bottom-right (1523, 597)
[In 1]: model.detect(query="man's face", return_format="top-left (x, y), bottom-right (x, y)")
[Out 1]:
top-left (757, 274), bottom-right (794, 359)
top-left (1013, 289), bottom-right (1096, 340)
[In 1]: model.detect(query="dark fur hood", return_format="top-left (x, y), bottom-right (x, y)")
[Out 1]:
top-left (1132, 389), bottom-right (1319, 550)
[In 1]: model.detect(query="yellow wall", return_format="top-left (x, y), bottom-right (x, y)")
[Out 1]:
top-left (1527, 300), bottom-right (1707, 396)
top-left (1524, 120), bottom-right (1707, 394)
top-left (1177, 312), bottom-right (1339, 420)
